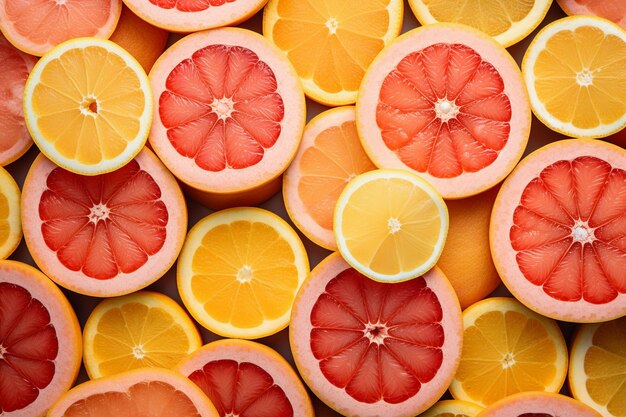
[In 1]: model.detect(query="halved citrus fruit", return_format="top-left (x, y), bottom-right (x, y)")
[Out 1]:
top-left (178, 207), bottom-right (309, 339)
top-left (421, 399), bottom-right (484, 417)
top-left (21, 148), bottom-right (187, 297)
top-left (569, 316), bottom-right (626, 416)
top-left (0, 260), bottom-right (81, 417)
top-left (83, 291), bottom-right (202, 380)
top-left (0, 34), bottom-right (36, 166)
top-left (283, 106), bottom-right (376, 250)
top-left (23, 37), bottom-right (153, 175)
top-left (490, 139), bottom-right (626, 323)
top-left (149, 27), bottom-right (305, 210)
top-left (476, 392), bottom-right (602, 417)
top-left (522, 15), bottom-right (626, 139)
top-left (47, 368), bottom-right (219, 417)
top-left (178, 339), bottom-right (314, 417)
top-left (357, 23), bottom-right (531, 199)
top-left (290, 253), bottom-right (462, 417)
top-left (0, 0), bottom-right (121, 56)
top-left (449, 297), bottom-right (568, 407)
top-left (0, 167), bottom-right (21, 260)
top-left (263, 0), bottom-right (403, 105)
top-left (557, 0), bottom-right (626, 29)
top-left (334, 168), bottom-right (448, 283)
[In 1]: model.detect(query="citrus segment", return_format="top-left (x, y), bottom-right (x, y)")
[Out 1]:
top-left (357, 24), bottom-right (530, 199)
top-left (263, 0), bottom-right (403, 105)
top-left (0, 260), bottom-right (81, 417)
top-left (178, 339), bottom-right (314, 417)
top-left (23, 37), bottom-right (153, 175)
top-left (490, 139), bottom-right (626, 322)
top-left (556, 0), bottom-right (626, 30)
top-left (523, 16), bottom-right (626, 138)
top-left (0, 167), bottom-right (21, 260)
top-left (476, 392), bottom-right (602, 417)
top-left (0, 0), bottom-right (121, 56)
top-left (21, 149), bottom-right (187, 297)
top-left (178, 207), bottom-right (309, 339)
top-left (334, 169), bottom-right (448, 282)
top-left (83, 291), bottom-right (202, 379)
top-left (283, 106), bottom-right (376, 250)
top-left (421, 399), bottom-right (484, 417)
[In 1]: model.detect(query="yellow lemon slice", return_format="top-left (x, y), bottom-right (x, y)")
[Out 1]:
top-left (0, 166), bottom-right (20, 259)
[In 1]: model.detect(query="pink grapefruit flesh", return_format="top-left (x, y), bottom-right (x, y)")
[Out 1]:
top-left (556, 0), bottom-right (626, 29)
top-left (476, 392), bottom-right (602, 417)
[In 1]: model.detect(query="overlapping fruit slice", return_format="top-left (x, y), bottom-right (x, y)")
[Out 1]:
top-left (475, 392), bottom-right (602, 417)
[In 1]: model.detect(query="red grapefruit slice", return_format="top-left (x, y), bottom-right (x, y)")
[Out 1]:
top-left (0, 260), bottom-right (81, 417)
top-left (476, 392), bottom-right (602, 417)
top-left (556, 0), bottom-right (626, 29)
top-left (289, 252), bottom-right (462, 417)
top-left (21, 148), bottom-right (187, 297)
top-left (149, 27), bottom-right (305, 209)
top-left (178, 339), bottom-right (314, 417)
top-left (490, 139), bottom-right (626, 323)
top-left (356, 23), bottom-right (531, 199)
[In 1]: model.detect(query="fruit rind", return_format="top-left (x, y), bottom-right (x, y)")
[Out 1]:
top-left (475, 391), bottom-right (603, 417)
top-left (0, 167), bottom-right (22, 260)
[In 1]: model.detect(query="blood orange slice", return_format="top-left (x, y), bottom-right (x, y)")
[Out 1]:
top-left (475, 392), bottom-right (602, 417)
top-left (0, 260), bottom-right (81, 417)
top-left (178, 339), bottom-right (314, 417)
top-left (149, 27), bottom-right (305, 209)
top-left (490, 139), bottom-right (626, 323)
top-left (356, 23), bottom-right (531, 199)
top-left (21, 148), bottom-right (187, 297)
top-left (289, 252), bottom-right (462, 417)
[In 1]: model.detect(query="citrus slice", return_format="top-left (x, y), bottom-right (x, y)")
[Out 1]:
top-left (0, 0), bottom-right (121, 56)
top-left (177, 207), bottom-right (309, 339)
top-left (0, 260), bottom-right (81, 417)
top-left (21, 148), bottom-right (187, 297)
top-left (149, 27), bottom-right (305, 210)
top-left (556, 0), bottom-right (626, 30)
top-left (47, 368), bottom-right (219, 417)
top-left (334, 168), bottom-right (448, 283)
top-left (449, 297), bottom-right (568, 407)
top-left (123, 0), bottom-right (268, 32)
top-left (357, 23), bottom-right (531, 199)
top-left (283, 106), bottom-right (376, 250)
top-left (421, 399), bottom-right (484, 417)
top-left (0, 167), bottom-right (21, 260)
top-left (522, 15), bottom-right (626, 139)
top-left (490, 139), bottom-right (626, 323)
top-left (569, 316), bottom-right (626, 416)
top-left (263, 0), bottom-right (403, 106)
top-left (83, 291), bottom-right (202, 380)
top-left (178, 339), bottom-right (314, 417)
top-left (23, 37), bottom-right (153, 175)
top-left (289, 252), bottom-right (462, 417)
top-left (0, 34), bottom-right (36, 166)
top-left (476, 392), bottom-right (602, 417)
top-left (408, 0), bottom-right (552, 47)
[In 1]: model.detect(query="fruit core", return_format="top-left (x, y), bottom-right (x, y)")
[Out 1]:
top-left (80, 96), bottom-right (99, 115)
top-left (575, 69), bottom-right (594, 87)
top-left (326, 17), bottom-right (339, 34)
top-left (149, 0), bottom-right (235, 12)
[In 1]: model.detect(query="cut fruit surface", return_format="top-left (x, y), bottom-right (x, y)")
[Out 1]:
top-left (569, 316), bottom-right (626, 416)
top-left (408, 0), bottom-right (552, 47)
top-left (23, 37), bottom-right (153, 175)
top-left (449, 297), bottom-right (568, 407)
top-left (334, 168), bottom-right (448, 282)
top-left (289, 253), bottom-right (462, 417)
top-left (556, 0), bottom-right (626, 30)
top-left (47, 368), bottom-right (219, 417)
top-left (0, 260), bottom-right (81, 417)
top-left (490, 139), bottom-right (626, 322)
top-left (263, 0), bottom-right (403, 105)
top-left (0, 0), bottom-right (121, 56)
top-left (21, 148), bottom-right (187, 297)
top-left (421, 399), bottom-right (484, 417)
top-left (522, 15), bottom-right (626, 138)
top-left (178, 207), bottom-right (309, 339)
top-left (178, 339), bottom-right (314, 417)
top-left (0, 167), bottom-right (21, 260)
top-left (149, 27), bottom-right (305, 206)
top-left (357, 23), bottom-right (530, 199)
top-left (83, 291), bottom-right (202, 379)
top-left (283, 106), bottom-right (376, 250)
top-left (476, 392), bottom-right (602, 417)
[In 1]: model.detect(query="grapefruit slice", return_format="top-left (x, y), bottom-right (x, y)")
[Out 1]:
top-left (356, 23), bottom-right (531, 199)
top-left (475, 392), bottom-right (602, 417)
top-left (0, 260), bottom-right (81, 417)
top-left (490, 139), bottom-right (626, 323)
top-left (556, 0), bottom-right (626, 29)
top-left (421, 400), bottom-right (484, 417)
top-left (289, 252), bottom-right (462, 417)
top-left (149, 27), bottom-right (305, 210)
top-left (0, 0), bottom-right (122, 56)
top-left (0, 167), bottom-right (21, 260)
top-left (178, 339), bottom-right (314, 417)
top-left (0, 34), bottom-right (36, 166)
top-left (21, 148), bottom-right (187, 297)
top-left (47, 368), bottom-right (219, 417)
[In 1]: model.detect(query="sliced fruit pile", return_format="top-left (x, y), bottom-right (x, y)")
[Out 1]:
top-left (1, 1), bottom-right (625, 417)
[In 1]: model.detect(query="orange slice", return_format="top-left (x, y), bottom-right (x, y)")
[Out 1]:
top-left (0, 166), bottom-right (20, 260)
top-left (82, 291), bottom-right (202, 379)
top-left (421, 399), bottom-right (484, 417)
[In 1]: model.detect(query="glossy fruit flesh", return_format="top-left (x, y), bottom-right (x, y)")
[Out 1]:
top-left (149, 0), bottom-right (238, 12)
